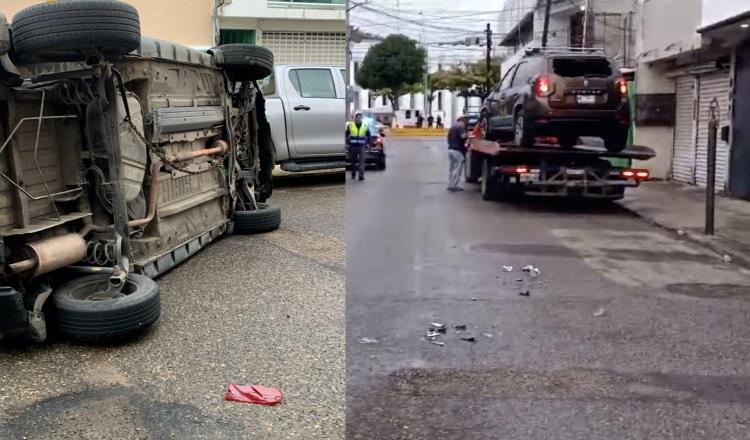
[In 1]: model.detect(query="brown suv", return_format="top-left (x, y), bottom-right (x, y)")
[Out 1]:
top-left (479, 50), bottom-right (630, 152)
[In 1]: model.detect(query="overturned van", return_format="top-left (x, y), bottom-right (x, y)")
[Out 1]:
top-left (0, 1), bottom-right (279, 343)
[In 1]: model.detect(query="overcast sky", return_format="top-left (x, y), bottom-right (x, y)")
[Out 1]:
top-left (350, 0), bottom-right (508, 65)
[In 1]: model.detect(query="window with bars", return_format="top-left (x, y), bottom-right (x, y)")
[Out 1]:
top-left (219, 29), bottom-right (256, 45)
top-left (261, 31), bottom-right (345, 65)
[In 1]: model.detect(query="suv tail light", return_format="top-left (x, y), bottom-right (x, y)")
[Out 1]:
top-left (536, 75), bottom-right (552, 98)
top-left (617, 77), bottom-right (628, 96)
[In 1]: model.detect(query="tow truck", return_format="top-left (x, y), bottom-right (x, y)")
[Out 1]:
top-left (464, 125), bottom-right (655, 201)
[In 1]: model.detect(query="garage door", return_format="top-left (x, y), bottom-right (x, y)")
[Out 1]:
top-left (695, 70), bottom-right (731, 191)
top-left (261, 32), bottom-right (346, 65)
top-left (672, 76), bottom-right (696, 184)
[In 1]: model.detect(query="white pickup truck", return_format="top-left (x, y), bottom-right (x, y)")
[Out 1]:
top-left (261, 65), bottom-right (346, 172)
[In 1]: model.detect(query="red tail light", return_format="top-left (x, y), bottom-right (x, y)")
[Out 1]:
top-left (536, 75), bottom-right (551, 97)
top-left (617, 77), bottom-right (628, 96)
top-left (621, 169), bottom-right (649, 180)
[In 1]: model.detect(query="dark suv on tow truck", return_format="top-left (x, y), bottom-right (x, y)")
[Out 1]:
top-left (479, 49), bottom-right (630, 152)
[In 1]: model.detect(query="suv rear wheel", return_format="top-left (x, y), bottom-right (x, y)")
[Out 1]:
top-left (514, 110), bottom-right (534, 148)
top-left (604, 129), bottom-right (628, 153)
top-left (479, 113), bottom-right (494, 141)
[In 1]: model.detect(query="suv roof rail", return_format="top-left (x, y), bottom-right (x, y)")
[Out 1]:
top-left (524, 46), bottom-right (605, 55)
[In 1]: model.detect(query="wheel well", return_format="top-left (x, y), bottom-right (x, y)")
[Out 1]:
top-left (513, 105), bottom-right (523, 120)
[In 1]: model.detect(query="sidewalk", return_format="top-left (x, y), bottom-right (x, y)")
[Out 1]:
top-left (618, 181), bottom-right (750, 268)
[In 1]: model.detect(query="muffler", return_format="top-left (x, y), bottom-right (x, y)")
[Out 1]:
top-left (8, 233), bottom-right (86, 277)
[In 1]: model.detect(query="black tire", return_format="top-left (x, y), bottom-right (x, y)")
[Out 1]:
top-left (11, 0), bottom-right (141, 64)
top-left (52, 273), bottom-right (160, 342)
top-left (604, 129), bottom-right (628, 153)
top-left (213, 44), bottom-right (274, 81)
top-left (465, 150), bottom-right (481, 183)
top-left (479, 113), bottom-right (494, 141)
top-left (480, 159), bottom-right (498, 201)
top-left (514, 110), bottom-right (534, 148)
top-left (233, 203), bottom-right (281, 234)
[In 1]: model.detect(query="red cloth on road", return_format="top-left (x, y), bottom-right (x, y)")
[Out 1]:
top-left (225, 384), bottom-right (283, 405)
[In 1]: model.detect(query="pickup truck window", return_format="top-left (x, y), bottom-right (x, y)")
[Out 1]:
top-left (289, 68), bottom-right (336, 99)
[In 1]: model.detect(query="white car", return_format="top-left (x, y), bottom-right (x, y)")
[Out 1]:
top-left (261, 65), bottom-right (346, 172)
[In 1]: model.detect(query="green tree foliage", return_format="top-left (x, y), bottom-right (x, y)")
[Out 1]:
top-left (429, 57), bottom-right (504, 101)
top-left (356, 35), bottom-right (427, 110)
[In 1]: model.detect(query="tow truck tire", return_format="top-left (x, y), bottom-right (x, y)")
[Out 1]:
top-left (480, 159), bottom-right (499, 201)
top-left (11, 0), bottom-right (141, 64)
top-left (604, 129), bottom-right (628, 153)
top-left (213, 44), bottom-right (274, 81)
top-left (233, 203), bottom-right (281, 234)
top-left (514, 110), bottom-right (534, 148)
top-left (465, 150), bottom-right (481, 183)
top-left (53, 273), bottom-right (160, 342)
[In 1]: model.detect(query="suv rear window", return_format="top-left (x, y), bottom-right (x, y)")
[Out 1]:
top-left (552, 58), bottom-right (612, 78)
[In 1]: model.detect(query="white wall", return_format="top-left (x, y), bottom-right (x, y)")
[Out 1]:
top-left (701, 0), bottom-right (749, 28)
top-left (222, 0), bottom-right (345, 21)
top-left (637, 0), bottom-right (703, 63)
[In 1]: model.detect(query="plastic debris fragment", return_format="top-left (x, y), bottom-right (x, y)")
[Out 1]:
top-left (358, 337), bottom-right (379, 344)
top-left (225, 384), bottom-right (283, 405)
top-left (593, 308), bottom-right (606, 317)
top-left (503, 266), bottom-right (514, 272)
top-left (519, 291), bottom-right (530, 297)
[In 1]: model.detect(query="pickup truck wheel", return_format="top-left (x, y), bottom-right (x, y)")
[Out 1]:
top-left (233, 203), bottom-right (281, 234)
top-left (480, 159), bottom-right (498, 201)
top-left (52, 273), bottom-right (160, 342)
top-left (11, 0), bottom-right (141, 64)
top-left (514, 111), bottom-right (534, 148)
top-left (604, 129), bottom-right (628, 153)
top-left (213, 44), bottom-right (274, 81)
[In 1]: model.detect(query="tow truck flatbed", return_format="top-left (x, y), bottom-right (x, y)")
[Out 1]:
top-left (468, 137), bottom-right (656, 161)
top-left (464, 133), bottom-right (656, 201)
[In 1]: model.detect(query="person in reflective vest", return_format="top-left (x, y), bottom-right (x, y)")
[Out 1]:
top-left (346, 112), bottom-right (371, 181)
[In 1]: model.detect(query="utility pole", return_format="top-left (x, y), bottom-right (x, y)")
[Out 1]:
top-left (582, 0), bottom-right (592, 48)
top-left (485, 23), bottom-right (492, 93)
top-left (541, 0), bottom-right (552, 48)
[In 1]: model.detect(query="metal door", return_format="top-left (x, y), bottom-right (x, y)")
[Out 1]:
top-left (671, 75), bottom-right (697, 183)
top-left (284, 67), bottom-right (344, 157)
top-left (695, 70), bottom-right (731, 191)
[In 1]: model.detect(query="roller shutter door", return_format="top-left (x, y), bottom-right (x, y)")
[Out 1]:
top-left (695, 70), bottom-right (731, 191)
top-left (261, 31), bottom-right (345, 65)
top-left (672, 76), bottom-right (697, 184)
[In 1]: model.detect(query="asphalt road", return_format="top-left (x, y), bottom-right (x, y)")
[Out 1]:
top-left (347, 137), bottom-right (750, 439)
top-left (0, 174), bottom-right (345, 440)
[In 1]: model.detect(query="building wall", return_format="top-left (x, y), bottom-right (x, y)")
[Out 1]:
top-left (2, 0), bottom-right (214, 47)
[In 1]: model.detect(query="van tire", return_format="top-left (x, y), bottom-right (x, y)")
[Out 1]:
top-left (11, 0), bottom-right (141, 64)
top-left (233, 203), bottom-right (281, 234)
top-left (53, 273), bottom-right (160, 342)
top-left (213, 44), bottom-right (274, 81)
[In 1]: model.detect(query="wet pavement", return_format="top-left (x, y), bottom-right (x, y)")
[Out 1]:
top-left (347, 138), bottom-right (750, 439)
top-left (0, 174), bottom-right (345, 440)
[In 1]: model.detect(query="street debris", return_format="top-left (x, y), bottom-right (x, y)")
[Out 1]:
top-left (593, 307), bottom-right (606, 317)
top-left (503, 265), bottom-right (514, 272)
top-left (723, 254), bottom-right (733, 264)
top-left (482, 333), bottom-right (493, 338)
top-left (677, 229), bottom-right (686, 236)
top-left (454, 324), bottom-right (467, 331)
top-left (426, 330), bottom-right (441, 339)
top-left (522, 265), bottom-right (541, 276)
top-left (516, 278), bottom-right (524, 282)
top-left (225, 384), bottom-right (283, 406)
top-left (358, 337), bottom-right (379, 344)
top-left (471, 297), bottom-right (478, 301)
top-left (518, 291), bottom-right (531, 297)
top-left (458, 334), bottom-right (476, 342)
top-left (431, 341), bottom-right (445, 347)
top-left (430, 322), bottom-right (447, 333)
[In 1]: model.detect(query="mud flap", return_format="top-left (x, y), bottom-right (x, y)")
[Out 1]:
top-left (0, 286), bottom-right (29, 343)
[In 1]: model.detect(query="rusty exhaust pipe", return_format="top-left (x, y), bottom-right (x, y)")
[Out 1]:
top-left (166, 139), bottom-right (228, 163)
top-left (7, 233), bottom-right (87, 277)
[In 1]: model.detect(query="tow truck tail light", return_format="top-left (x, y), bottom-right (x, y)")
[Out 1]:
top-left (617, 77), bottom-right (628, 96)
top-left (499, 165), bottom-right (530, 175)
top-left (536, 75), bottom-right (551, 98)
top-left (621, 169), bottom-right (649, 180)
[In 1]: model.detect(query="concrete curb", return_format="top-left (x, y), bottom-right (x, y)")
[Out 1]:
top-left (617, 201), bottom-right (750, 270)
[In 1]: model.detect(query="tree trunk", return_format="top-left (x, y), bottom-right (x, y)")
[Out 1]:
top-left (390, 91), bottom-right (400, 111)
